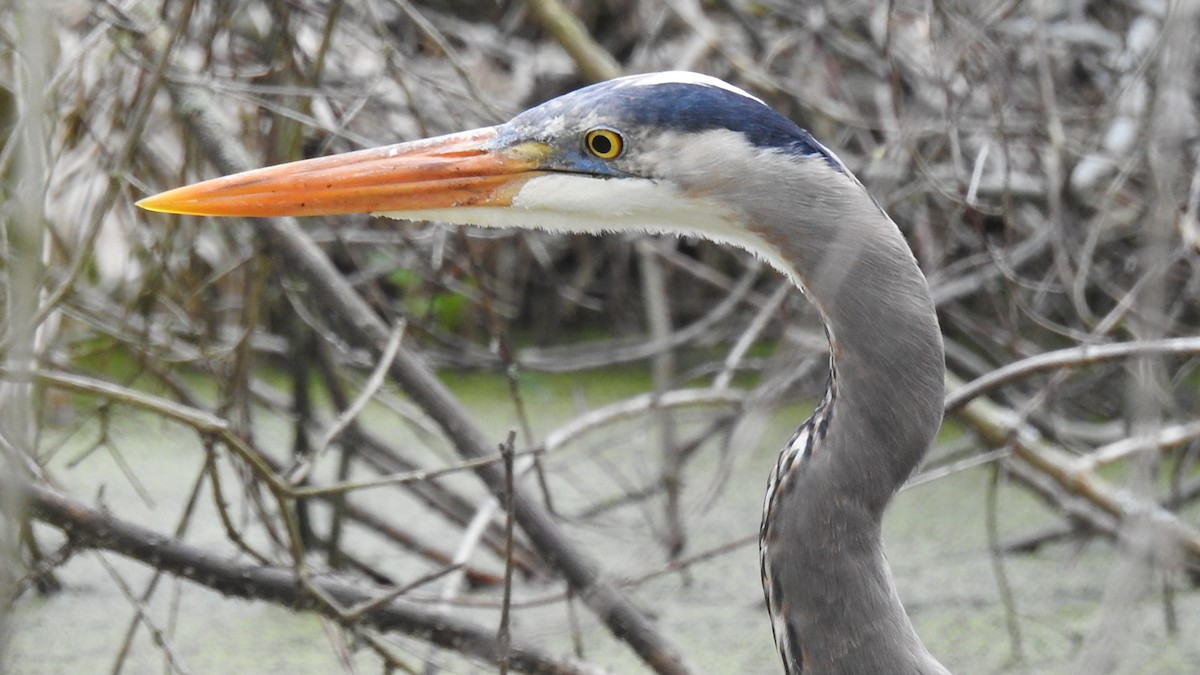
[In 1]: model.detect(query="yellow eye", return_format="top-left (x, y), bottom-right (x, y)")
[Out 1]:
top-left (584, 128), bottom-right (624, 159)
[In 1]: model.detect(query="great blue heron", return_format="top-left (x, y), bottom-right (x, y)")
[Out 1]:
top-left (139, 71), bottom-right (948, 674)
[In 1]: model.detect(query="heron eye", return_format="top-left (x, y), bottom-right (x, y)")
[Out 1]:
top-left (584, 128), bottom-right (624, 159)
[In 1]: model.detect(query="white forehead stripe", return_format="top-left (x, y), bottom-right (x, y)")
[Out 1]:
top-left (614, 71), bottom-right (765, 105)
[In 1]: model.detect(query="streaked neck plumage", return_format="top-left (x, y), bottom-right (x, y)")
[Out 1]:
top-left (734, 151), bottom-right (947, 674)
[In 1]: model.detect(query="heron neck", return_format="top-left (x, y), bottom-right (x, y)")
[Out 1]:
top-left (748, 171), bottom-right (945, 503)
top-left (745, 164), bottom-right (945, 673)
top-left (796, 212), bottom-right (945, 508)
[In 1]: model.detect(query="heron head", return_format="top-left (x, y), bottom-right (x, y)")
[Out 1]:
top-left (137, 72), bottom-right (845, 242)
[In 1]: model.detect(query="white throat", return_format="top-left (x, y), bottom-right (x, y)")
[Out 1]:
top-left (374, 173), bottom-right (805, 290)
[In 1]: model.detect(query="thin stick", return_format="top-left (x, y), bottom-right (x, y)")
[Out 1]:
top-left (290, 319), bottom-right (406, 484)
top-left (20, 479), bottom-right (603, 675)
top-left (946, 337), bottom-right (1200, 412)
top-left (498, 430), bottom-right (518, 674)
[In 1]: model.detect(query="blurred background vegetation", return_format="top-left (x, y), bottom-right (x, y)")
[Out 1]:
top-left (2, 0), bottom-right (1200, 673)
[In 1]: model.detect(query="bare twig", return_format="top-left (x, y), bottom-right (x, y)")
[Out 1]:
top-left (524, 0), bottom-right (621, 82)
top-left (946, 337), bottom-right (1200, 413)
top-left (16, 479), bottom-right (604, 675)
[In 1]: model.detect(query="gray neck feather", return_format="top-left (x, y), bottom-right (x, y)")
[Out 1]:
top-left (681, 146), bottom-right (947, 673)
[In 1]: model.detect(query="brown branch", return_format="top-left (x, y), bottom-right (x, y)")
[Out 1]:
top-left (524, 0), bottom-right (621, 82)
top-left (946, 337), bottom-right (1200, 413)
top-left (949, 373), bottom-right (1200, 574)
top-left (15, 479), bottom-right (601, 675)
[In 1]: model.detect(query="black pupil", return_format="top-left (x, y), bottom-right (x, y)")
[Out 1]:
top-left (591, 134), bottom-right (613, 155)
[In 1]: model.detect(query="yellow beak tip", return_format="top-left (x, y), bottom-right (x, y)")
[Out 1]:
top-left (135, 195), bottom-right (170, 213)
top-left (137, 192), bottom-right (205, 216)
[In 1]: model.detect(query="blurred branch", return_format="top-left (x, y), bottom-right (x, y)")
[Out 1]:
top-left (15, 479), bottom-right (604, 675)
top-left (541, 388), bottom-right (745, 454)
top-left (950, 373), bottom-right (1200, 575)
top-left (524, 0), bottom-right (621, 81)
top-left (946, 337), bottom-right (1200, 412)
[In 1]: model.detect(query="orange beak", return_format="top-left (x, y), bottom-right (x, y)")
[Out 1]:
top-left (136, 127), bottom-right (548, 217)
